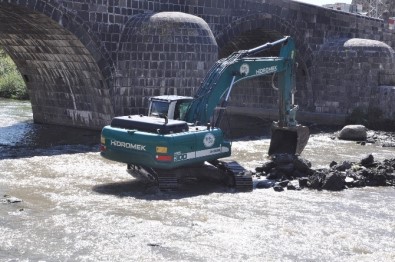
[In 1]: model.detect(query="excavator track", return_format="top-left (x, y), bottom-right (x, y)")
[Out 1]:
top-left (210, 160), bottom-right (253, 192)
top-left (129, 162), bottom-right (253, 192)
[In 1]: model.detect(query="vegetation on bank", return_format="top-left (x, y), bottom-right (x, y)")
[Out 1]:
top-left (0, 48), bottom-right (28, 100)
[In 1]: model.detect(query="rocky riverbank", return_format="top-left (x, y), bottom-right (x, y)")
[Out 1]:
top-left (255, 154), bottom-right (395, 191)
top-left (255, 126), bottom-right (395, 192)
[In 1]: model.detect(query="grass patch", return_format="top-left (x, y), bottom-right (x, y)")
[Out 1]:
top-left (0, 48), bottom-right (28, 100)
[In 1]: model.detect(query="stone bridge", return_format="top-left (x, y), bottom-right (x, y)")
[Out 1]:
top-left (0, 0), bottom-right (394, 129)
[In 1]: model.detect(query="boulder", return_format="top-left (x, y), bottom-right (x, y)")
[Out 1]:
top-left (338, 125), bottom-right (367, 141)
top-left (360, 154), bottom-right (374, 167)
top-left (322, 172), bottom-right (345, 191)
top-left (333, 161), bottom-right (353, 171)
top-left (293, 156), bottom-right (312, 172)
top-left (308, 171), bottom-right (327, 189)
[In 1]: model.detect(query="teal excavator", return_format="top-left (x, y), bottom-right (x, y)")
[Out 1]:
top-left (100, 36), bottom-right (309, 191)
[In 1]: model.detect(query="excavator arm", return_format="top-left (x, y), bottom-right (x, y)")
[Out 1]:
top-left (183, 36), bottom-right (309, 155)
top-left (184, 36), bottom-right (295, 127)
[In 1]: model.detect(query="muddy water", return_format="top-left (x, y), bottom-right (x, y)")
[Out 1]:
top-left (1, 98), bottom-right (395, 261)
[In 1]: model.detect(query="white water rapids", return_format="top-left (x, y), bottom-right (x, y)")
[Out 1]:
top-left (1, 99), bottom-right (394, 261)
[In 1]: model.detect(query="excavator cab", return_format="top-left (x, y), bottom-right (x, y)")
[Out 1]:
top-left (148, 96), bottom-right (193, 120)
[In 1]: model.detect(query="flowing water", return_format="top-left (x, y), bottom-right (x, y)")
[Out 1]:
top-left (1, 98), bottom-right (394, 261)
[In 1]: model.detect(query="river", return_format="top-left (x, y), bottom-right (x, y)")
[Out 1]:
top-left (1, 98), bottom-right (394, 261)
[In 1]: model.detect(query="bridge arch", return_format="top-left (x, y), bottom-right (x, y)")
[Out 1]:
top-left (215, 12), bottom-right (315, 115)
top-left (115, 11), bottom-right (218, 116)
top-left (0, 1), bottom-right (114, 129)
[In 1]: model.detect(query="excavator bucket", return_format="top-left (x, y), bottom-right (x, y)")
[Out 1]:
top-left (268, 124), bottom-right (310, 156)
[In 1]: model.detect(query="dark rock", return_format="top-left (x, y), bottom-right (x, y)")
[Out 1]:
top-left (293, 169), bottom-right (307, 178)
top-left (383, 159), bottom-right (395, 168)
top-left (298, 177), bottom-right (309, 188)
top-left (385, 173), bottom-right (395, 181)
top-left (359, 168), bottom-right (375, 179)
top-left (293, 156), bottom-right (312, 172)
top-left (256, 179), bottom-right (275, 189)
top-left (273, 185), bottom-right (284, 192)
top-left (276, 163), bottom-right (294, 177)
top-left (360, 154), bottom-right (374, 167)
top-left (5, 196), bottom-right (22, 204)
top-left (373, 172), bottom-right (387, 186)
top-left (334, 161), bottom-right (353, 171)
top-left (256, 161), bottom-right (276, 173)
top-left (308, 171), bottom-right (327, 189)
top-left (322, 172), bottom-right (345, 191)
top-left (352, 180), bottom-right (366, 187)
top-left (338, 125), bottom-right (367, 141)
top-left (266, 171), bottom-right (281, 180)
top-left (329, 161), bottom-right (337, 168)
top-left (278, 180), bottom-right (289, 187)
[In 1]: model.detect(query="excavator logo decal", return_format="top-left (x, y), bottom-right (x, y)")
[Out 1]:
top-left (240, 64), bottom-right (250, 76)
top-left (203, 133), bottom-right (215, 148)
top-left (110, 140), bottom-right (146, 151)
top-left (256, 65), bottom-right (277, 76)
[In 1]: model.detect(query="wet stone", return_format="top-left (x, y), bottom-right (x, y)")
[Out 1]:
top-left (278, 180), bottom-right (289, 187)
top-left (307, 171), bottom-right (326, 190)
top-left (298, 177), bottom-right (309, 188)
top-left (338, 125), bottom-right (367, 141)
top-left (256, 179), bottom-right (275, 189)
top-left (273, 184), bottom-right (284, 192)
top-left (2, 195), bottom-right (23, 204)
top-left (254, 151), bottom-right (395, 192)
top-left (360, 154), bottom-right (374, 167)
top-left (334, 161), bottom-right (353, 171)
top-left (322, 172), bottom-right (345, 191)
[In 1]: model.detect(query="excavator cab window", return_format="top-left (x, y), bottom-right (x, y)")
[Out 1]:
top-left (174, 100), bottom-right (192, 120)
top-left (149, 100), bottom-right (170, 118)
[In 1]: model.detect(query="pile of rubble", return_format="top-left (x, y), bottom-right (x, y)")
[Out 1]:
top-left (255, 154), bottom-right (395, 192)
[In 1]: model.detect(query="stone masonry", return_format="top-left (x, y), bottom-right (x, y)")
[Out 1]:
top-left (0, 0), bottom-right (394, 129)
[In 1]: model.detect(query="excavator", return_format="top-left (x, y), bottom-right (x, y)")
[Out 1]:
top-left (100, 36), bottom-right (309, 191)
